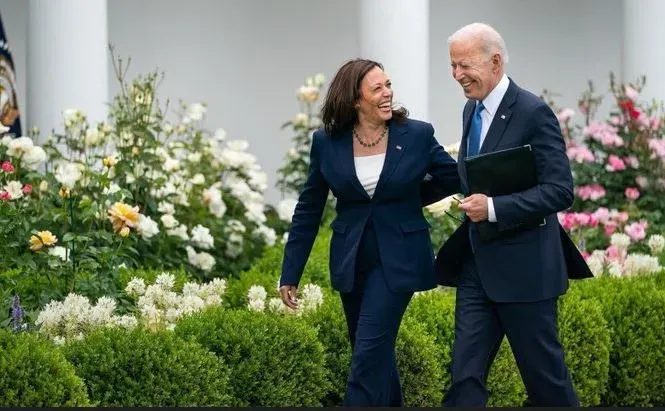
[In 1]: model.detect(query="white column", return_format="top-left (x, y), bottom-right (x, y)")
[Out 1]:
top-left (622, 0), bottom-right (665, 104)
top-left (27, 0), bottom-right (108, 138)
top-left (359, 0), bottom-right (430, 121)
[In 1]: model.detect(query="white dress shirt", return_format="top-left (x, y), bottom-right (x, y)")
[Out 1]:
top-left (354, 153), bottom-right (386, 198)
top-left (476, 73), bottom-right (510, 223)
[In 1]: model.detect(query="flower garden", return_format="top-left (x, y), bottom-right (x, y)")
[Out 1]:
top-left (1, 57), bottom-right (665, 406)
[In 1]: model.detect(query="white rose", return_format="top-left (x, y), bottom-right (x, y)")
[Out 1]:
top-left (277, 198), bottom-right (298, 223)
top-left (160, 214), bottom-right (179, 229)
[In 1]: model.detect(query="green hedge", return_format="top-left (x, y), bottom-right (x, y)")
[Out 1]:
top-left (62, 327), bottom-right (231, 406)
top-left (558, 287), bottom-right (610, 406)
top-left (397, 317), bottom-right (446, 406)
top-left (175, 307), bottom-right (328, 406)
top-left (0, 330), bottom-right (90, 406)
top-left (570, 276), bottom-right (665, 406)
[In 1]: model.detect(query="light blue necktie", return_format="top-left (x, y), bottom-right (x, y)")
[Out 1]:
top-left (467, 102), bottom-right (485, 157)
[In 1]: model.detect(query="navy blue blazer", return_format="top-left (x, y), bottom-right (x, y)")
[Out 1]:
top-left (280, 118), bottom-right (460, 293)
top-left (435, 79), bottom-right (586, 303)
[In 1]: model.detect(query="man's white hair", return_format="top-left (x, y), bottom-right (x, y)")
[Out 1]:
top-left (447, 22), bottom-right (509, 64)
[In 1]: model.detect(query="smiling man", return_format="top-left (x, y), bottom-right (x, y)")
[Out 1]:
top-left (435, 22), bottom-right (587, 407)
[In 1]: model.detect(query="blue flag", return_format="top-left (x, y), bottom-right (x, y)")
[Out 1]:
top-left (0, 11), bottom-right (21, 137)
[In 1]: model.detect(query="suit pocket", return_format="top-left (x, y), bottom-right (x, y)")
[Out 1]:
top-left (399, 219), bottom-right (434, 271)
top-left (399, 219), bottom-right (430, 233)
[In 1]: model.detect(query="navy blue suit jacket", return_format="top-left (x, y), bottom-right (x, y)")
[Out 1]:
top-left (280, 118), bottom-right (460, 293)
top-left (435, 79), bottom-right (587, 303)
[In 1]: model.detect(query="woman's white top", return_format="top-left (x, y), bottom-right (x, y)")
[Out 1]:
top-left (354, 153), bottom-right (386, 198)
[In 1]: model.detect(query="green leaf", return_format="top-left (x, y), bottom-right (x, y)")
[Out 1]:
top-left (62, 233), bottom-right (76, 242)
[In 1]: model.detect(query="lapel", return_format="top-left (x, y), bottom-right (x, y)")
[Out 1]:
top-left (373, 119), bottom-right (408, 197)
top-left (334, 128), bottom-right (371, 200)
top-left (478, 79), bottom-right (518, 154)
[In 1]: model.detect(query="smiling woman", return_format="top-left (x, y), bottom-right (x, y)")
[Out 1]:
top-left (277, 57), bottom-right (461, 406)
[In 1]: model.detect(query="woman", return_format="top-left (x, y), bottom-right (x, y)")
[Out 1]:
top-left (279, 58), bottom-right (459, 406)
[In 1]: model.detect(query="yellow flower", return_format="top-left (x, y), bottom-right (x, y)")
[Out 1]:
top-left (103, 156), bottom-right (118, 168)
top-left (119, 226), bottom-right (130, 237)
top-left (29, 230), bottom-right (58, 251)
top-left (108, 202), bottom-right (139, 234)
top-left (59, 186), bottom-right (71, 198)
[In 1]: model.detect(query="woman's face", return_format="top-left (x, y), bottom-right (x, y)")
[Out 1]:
top-left (356, 66), bottom-right (393, 126)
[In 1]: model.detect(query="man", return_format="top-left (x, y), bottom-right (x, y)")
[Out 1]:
top-left (435, 22), bottom-right (591, 407)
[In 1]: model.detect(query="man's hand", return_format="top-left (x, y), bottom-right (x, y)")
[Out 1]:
top-left (460, 193), bottom-right (489, 222)
top-left (279, 285), bottom-right (299, 309)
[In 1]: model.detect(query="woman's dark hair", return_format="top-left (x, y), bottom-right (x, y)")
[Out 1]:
top-left (321, 58), bottom-right (408, 136)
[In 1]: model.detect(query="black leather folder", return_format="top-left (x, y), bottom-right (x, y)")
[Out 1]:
top-left (464, 145), bottom-right (545, 241)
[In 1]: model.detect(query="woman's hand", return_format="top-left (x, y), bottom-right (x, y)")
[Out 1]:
top-left (279, 285), bottom-right (299, 309)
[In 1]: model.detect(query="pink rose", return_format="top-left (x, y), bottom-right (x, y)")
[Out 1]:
top-left (648, 138), bottom-right (665, 158)
top-left (625, 187), bottom-right (640, 200)
top-left (651, 115), bottom-right (662, 131)
top-left (559, 213), bottom-right (575, 231)
top-left (557, 108), bottom-right (575, 123)
top-left (567, 146), bottom-right (595, 163)
top-left (573, 213), bottom-right (591, 226)
top-left (1, 161), bottom-right (14, 173)
top-left (583, 122), bottom-right (623, 147)
top-left (605, 245), bottom-right (621, 261)
top-left (624, 85), bottom-right (640, 101)
top-left (606, 155), bottom-right (626, 172)
top-left (624, 156), bottom-right (640, 169)
top-left (604, 220), bottom-right (618, 236)
top-left (576, 185), bottom-right (606, 201)
top-left (624, 221), bottom-right (647, 241)
top-left (0, 191), bottom-right (10, 201)
top-left (592, 207), bottom-right (610, 223)
top-left (22, 184), bottom-right (33, 195)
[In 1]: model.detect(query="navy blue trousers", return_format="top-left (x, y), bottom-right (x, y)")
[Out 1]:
top-left (339, 221), bottom-right (413, 406)
top-left (443, 255), bottom-right (579, 407)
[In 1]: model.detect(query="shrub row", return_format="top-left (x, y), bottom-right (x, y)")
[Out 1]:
top-left (1, 268), bottom-right (663, 406)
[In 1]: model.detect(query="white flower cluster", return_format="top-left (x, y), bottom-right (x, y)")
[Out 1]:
top-left (185, 246), bottom-right (216, 272)
top-left (277, 198), bottom-right (298, 223)
top-left (137, 213), bottom-right (159, 239)
top-left (647, 234), bottom-right (665, 254)
top-left (126, 273), bottom-right (227, 331)
top-left (296, 74), bottom-right (326, 103)
top-left (585, 233), bottom-right (663, 278)
top-left (35, 293), bottom-right (137, 345)
top-left (247, 281), bottom-right (324, 317)
top-left (1, 135), bottom-right (47, 171)
top-left (35, 273), bottom-right (228, 343)
top-left (224, 219), bottom-right (247, 259)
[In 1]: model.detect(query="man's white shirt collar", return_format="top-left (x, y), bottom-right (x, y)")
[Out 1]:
top-left (479, 74), bottom-right (509, 116)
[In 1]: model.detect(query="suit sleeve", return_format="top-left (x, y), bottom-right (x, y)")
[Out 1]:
top-left (279, 130), bottom-right (330, 287)
top-left (421, 123), bottom-right (461, 206)
top-left (492, 103), bottom-right (574, 231)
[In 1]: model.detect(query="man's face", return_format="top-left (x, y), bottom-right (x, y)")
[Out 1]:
top-left (449, 38), bottom-right (501, 101)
